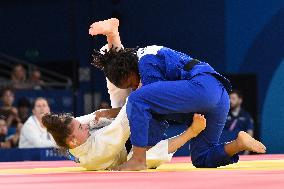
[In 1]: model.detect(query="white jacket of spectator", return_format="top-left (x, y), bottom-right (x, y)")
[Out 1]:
top-left (19, 115), bottom-right (56, 148)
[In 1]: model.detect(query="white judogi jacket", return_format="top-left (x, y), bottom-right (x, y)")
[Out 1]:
top-left (70, 103), bottom-right (173, 170)
top-left (68, 45), bottom-right (173, 170)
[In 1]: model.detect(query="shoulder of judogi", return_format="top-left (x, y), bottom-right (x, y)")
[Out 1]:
top-left (137, 45), bottom-right (164, 60)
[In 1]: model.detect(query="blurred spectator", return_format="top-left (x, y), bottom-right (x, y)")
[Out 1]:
top-left (29, 69), bottom-right (45, 90)
top-left (0, 87), bottom-right (22, 128)
top-left (17, 97), bottom-right (31, 123)
top-left (19, 97), bottom-right (56, 148)
top-left (98, 101), bottom-right (111, 109)
top-left (0, 116), bottom-right (22, 148)
top-left (11, 64), bottom-right (30, 89)
top-left (0, 117), bottom-right (8, 143)
top-left (220, 90), bottom-right (254, 154)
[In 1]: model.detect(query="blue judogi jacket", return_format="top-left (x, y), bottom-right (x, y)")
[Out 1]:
top-left (127, 45), bottom-right (231, 146)
top-left (137, 45), bottom-right (231, 92)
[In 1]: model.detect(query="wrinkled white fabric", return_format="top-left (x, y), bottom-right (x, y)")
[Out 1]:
top-left (70, 103), bottom-right (174, 170)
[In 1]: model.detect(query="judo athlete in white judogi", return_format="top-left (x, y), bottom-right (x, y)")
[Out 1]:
top-left (42, 18), bottom-right (207, 171)
top-left (41, 47), bottom-right (206, 171)
top-left (43, 101), bottom-right (206, 170)
top-left (42, 45), bottom-right (206, 170)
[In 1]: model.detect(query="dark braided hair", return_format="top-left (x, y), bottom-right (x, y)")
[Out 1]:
top-left (91, 47), bottom-right (139, 87)
top-left (42, 113), bottom-right (73, 149)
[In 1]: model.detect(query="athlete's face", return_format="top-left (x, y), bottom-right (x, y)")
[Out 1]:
top-left (67, 119), bottom-right (90, 148)
top-left (119, 72), bottom-right (140, 90)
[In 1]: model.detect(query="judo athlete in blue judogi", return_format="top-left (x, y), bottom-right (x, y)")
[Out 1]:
top-left (92, 45), bottom-right (266, 171)
top-left (89, 17), bottom-right (266, 171)
top-left (125, 46), bottom-right (236, 168)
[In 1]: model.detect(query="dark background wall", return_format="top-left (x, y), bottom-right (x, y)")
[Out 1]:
top-left (225, 0), bottom-right (284, 153)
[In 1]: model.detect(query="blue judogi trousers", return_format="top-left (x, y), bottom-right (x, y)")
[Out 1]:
top-left (126, 73), bottom-right (239, 168)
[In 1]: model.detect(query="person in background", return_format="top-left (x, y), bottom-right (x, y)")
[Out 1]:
top-left (0, 116), bottom-right (22, 148)
top-left (17, 97), bottom-right (31, 123)
top-left (11, 64), bottom-right (29, 89)
top-left (0, 117), bottom-right (8, 143)
top-left (19, 97), bottom-right (56, 148)
top-left (29, 69), bottom-right (45, 90)
top-left (220, 90), bottom-right (254, 155)
top-left (0, 87), bottom-right (21, 128)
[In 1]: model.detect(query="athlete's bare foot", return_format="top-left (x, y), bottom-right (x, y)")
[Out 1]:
top-left (236, 131), bottom-right (266, 153)
top-left (188, 114), bottom-right (206, 137)
top-left (89, 18), bottom-right (119, 36)
top-left (118, 157), bottom-right (147, 171)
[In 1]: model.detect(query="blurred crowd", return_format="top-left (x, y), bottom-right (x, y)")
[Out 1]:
top-left (0, 87), bottom-right (54, 148)
top-left (0, 65), bottom-right (254, 154)
top-left (0, 86), bottom-right (111, 149)
top-left (1, 64), bottom-right (45, 90)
